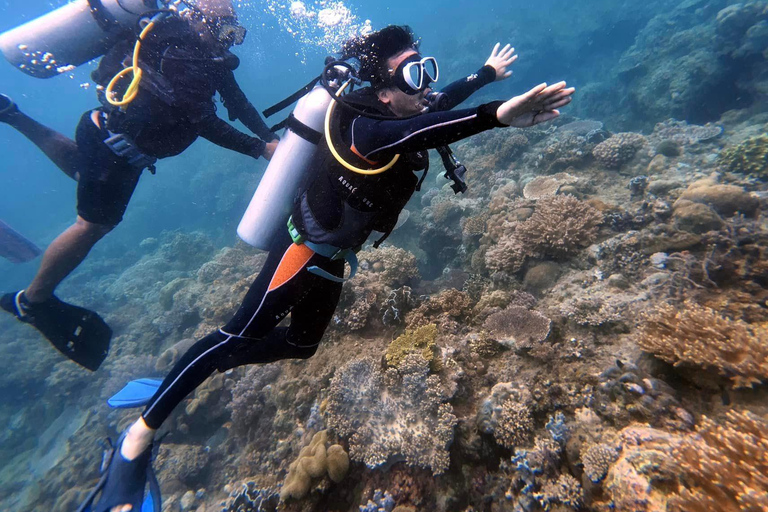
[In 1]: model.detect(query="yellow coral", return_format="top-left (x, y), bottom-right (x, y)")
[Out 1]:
top-left (669, 410), bottom-right (768, 512)
top-left (637, 301), bottom-right (768, 388)
top-left (385, 324), bottom-right (439, 369)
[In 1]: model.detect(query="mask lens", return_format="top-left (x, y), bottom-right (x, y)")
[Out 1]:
top-left (404, 62), bottom-right (423, 90)
top-left (423, 57), bottom-right (438, 83)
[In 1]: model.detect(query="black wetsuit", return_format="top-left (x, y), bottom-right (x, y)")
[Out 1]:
top-left (76, 16), bottom-right (275, 226)
top-left (141, 64), bottom-right (501, 429)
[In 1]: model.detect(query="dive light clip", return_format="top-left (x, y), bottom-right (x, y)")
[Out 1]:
top-left (436, 145), bottom-right (468, 194)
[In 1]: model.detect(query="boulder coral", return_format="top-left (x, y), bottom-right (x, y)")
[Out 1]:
top-left (592, 133), bottom-right (646, 169)
top-left (325, 355), bottom-right (457, 474)
top-left (280, 430), bottom-right (350, 500)
top-left (483, 306), bottom-right (551, 350)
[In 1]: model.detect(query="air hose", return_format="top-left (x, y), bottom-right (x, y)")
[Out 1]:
top-left (105, 12), bottom-right (167, 108)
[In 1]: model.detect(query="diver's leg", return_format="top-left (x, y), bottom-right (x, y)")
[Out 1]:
top-left (0, 99), bottom-right (81, 180)
top-left (23, 216), bottom-right (113, 303)
top-left (22, 122), bottom-right (143, 303)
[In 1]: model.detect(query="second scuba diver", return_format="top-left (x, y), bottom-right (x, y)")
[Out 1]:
top-left (0, 0), bottom-right (279, 371)
top-left (76, 25), bottom-right (575, 512)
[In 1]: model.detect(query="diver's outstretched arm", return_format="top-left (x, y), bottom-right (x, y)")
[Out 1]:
top-left (497, 81), bottom-right (575, 127)
top-left (1, 104), bottom-right (80, 181)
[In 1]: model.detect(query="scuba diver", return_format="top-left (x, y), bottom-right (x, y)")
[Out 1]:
top-left (0, 0), bottom-right (279, 372)
top-left (76, 25), bottom-right (574, 512)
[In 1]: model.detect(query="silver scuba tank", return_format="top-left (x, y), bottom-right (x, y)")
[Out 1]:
top-left (0, 0), bottom-right (161, 79)
top-left (237, 83), bottom-right (334, 251)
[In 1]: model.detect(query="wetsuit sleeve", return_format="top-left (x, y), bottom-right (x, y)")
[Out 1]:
top-left (438, 65), bottom-right (497, 110)
top-left (218, 71), bottom-right (278, 142)
top-left (350, 102), bottom-right (505, 161)
top-left (196, 115), bottom-right (266, 159)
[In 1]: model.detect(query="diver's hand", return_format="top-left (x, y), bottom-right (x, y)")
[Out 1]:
top-left (485, 43), bottom-right (517, 81)
top-left (496, 81), bottom-right (575, 127)
top-left (262, 140), bottom-right (278, 160)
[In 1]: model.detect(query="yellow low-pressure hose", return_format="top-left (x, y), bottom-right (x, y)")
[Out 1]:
top-left (324, 80), bottom-right (399, 175)
top-left (105, 16), bottom-right (160, 108)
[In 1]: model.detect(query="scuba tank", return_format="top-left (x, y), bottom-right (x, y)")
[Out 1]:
top-left (237, 62), bottom-right (355, 251)
top-left (0, 0), bottom-right (162, 79)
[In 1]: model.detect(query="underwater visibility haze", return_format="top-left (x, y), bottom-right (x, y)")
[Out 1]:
top-left (0, 0), bottom-right (767, 510)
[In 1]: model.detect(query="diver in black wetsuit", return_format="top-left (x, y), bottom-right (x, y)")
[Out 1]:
top-left (78, 25), bottom-right (575, 512)
top-left (0, 0), bottom-right (278, 371)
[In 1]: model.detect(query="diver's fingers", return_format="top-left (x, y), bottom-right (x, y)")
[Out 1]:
top-left (501, 44), bottom-right (515, 60)
top-left (503, 70), bottom-right (513, 78)
top-left (533, 110), bottom-right (560, 124)
top-left (545, 97), bottom-right (573, 110)
top-left (539, 81), bottom-right (568, 96)
top-left (491, 42), bottom-right (501, 57)
top-left (505, 54), bottom-right (519, 66)
top-left (542, 88), bottom-right (575, 105)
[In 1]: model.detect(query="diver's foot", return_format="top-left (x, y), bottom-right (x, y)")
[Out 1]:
top-left (0, 290), bottom-right (35, 322)
top-left (0, 94), bottom-right (19, 122)
top-left (89, 433), bottom-right (154, 512)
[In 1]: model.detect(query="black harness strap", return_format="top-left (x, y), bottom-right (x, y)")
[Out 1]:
top-left (283, 114), bottom-right (322, 145)
top-left (263, 76), bottom-right (321, 118)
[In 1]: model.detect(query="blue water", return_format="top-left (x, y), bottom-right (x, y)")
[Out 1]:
top-left (0, 0), bottom-right (765, 510)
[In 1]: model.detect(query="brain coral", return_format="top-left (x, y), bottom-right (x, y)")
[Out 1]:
top-left (515, 195), bottom-right (603, 259)
top-left (325, 355), bottom-right (457, 474)
top-left (592, 133), bottom-right (646, 169)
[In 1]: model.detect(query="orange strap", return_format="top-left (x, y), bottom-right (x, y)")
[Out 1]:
top-left (267, 243), bottom-right (315, 292)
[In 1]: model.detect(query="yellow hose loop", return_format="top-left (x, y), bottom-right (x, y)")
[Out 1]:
top-left (106, 20), bottom-right (156, 108)
top-left (324, 80), bottom-right (399, 175)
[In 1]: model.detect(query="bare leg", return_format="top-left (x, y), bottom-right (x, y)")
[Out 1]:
top-left (24, 216), bottom-right (113, 303)
top-left (3, 108), bottom-right (81, 181)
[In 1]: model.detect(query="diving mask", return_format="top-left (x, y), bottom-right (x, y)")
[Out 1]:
top-left (390, 54), bottom-right (439, 94)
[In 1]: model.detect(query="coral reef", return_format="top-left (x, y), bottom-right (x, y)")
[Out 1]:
top-left (280, 430), bottom-right (349, 500)
top-left (325, 355), bottom-right (457, 474)
top-left (718, 134), bottom-right (768, 177)
top-left (637, 301), bottom-right (768, 388)
top-left (221, 482), bottom-right (279, 512)
top-left (668, 409), bottom-right (768, 512)
top-left (515, 195), bottom-right (603, 259)
top-left (385, 324), bottom-right (439, 370)
top-left (592, 133), bottom-right (646, 169)
top-left (522, 172), bottom-right (580, 200)
top-left (581, 443), bottom-right (619, 483)
top-left (483, 306), bottom-right (551, 351)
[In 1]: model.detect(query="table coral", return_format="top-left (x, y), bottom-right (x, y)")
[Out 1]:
top-left (668, 409), bottom-right (768, 512)
top-left (522, 173), bottom-right (579, 200)
top-left (637, 301), bottom-right (768, 388)
top-left (325, 355), bottom-right (457, 474)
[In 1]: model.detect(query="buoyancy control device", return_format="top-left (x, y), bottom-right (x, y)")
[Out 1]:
top-left (0, 0), bottom-right (163, 79)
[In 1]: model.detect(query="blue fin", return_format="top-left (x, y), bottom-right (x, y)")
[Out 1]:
top-left (107, 378), bottom-right (163, 409)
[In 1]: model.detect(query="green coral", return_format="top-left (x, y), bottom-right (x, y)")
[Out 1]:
top-left (718, 135), bottom-right (768, 177)
top-left (385, 324), bottom-right (439, 370)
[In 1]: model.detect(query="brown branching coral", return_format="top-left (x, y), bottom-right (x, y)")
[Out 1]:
top-left (637, 301), bottom-right (768, 388)
top-left (515, 195), bottom-right (603, 259)
top-left (669, 409), bottom-right (768, 512)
